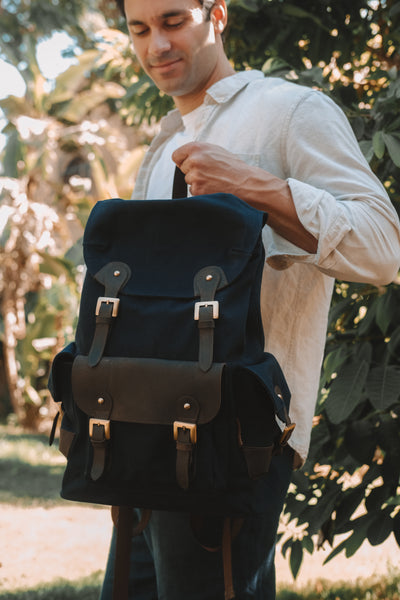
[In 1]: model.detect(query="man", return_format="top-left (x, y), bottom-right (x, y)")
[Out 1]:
top-left (100, 0), bottom-right (400, 598)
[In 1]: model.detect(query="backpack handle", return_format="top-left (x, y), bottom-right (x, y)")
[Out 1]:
top-left (172, 166), bottom-right (188, 199)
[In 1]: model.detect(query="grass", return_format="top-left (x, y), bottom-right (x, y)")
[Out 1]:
top-left (277, 575), bottom-right (400, 600)
top-left (2, 575), bottom-right (400, 600)
top-left (1, 423), bottom-right (400, 599)
top-left (0, 573), bottom-right (103, 599)
top-left (0, 423), bottom-right (66, 506)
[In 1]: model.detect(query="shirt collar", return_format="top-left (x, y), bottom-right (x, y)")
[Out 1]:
top-left (160, 70), bottom-right (264, 133)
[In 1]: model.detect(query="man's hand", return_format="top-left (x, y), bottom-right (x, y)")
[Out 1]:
top-left (172, 141), bottom-right (318, 254)
top-left (172, 142), bottom-right (250, 197)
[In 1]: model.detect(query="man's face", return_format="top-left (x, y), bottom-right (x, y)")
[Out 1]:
top-left (124, 0), bottom-right (222, 104)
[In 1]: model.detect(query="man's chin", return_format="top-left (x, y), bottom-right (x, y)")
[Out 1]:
top-left (151, 79), bottom-right (188, 98)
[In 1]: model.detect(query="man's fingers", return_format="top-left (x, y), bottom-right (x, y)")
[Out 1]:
top-left (172, 143), bottom-right (192, 168)
top-left (172, 141), bottom-right (205, 169)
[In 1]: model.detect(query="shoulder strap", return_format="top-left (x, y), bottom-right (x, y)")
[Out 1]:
top-left (172, 167), bottom-right (188, 199)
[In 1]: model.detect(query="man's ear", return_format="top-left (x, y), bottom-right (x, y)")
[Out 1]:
top-left (211, 2), bottom-right (227, 34)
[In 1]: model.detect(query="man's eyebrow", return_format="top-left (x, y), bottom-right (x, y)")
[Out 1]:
top-left (128, 10), bottom-right (188, 25)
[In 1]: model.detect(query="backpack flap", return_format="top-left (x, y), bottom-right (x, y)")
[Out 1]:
top-left (71, 355), bottom-right (224, 486)
top-left (76, 194), bottom-right (267, 366)
top-left (82, 194), bottom-right (265, 297)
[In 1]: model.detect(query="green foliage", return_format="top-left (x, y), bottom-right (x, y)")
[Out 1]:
top-left (0, 573), bottom-right (103, 599)
top-left (283, 283), bottom-right (400, 575)
top-left (0, 0), bottom-right (399, 579)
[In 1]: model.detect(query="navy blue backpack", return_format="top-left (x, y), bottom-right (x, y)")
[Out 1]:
top-left (49, 170), bottom-right (295, 599)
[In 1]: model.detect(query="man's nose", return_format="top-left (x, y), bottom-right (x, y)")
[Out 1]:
top-left (148, 29), bottom-right (172, 56)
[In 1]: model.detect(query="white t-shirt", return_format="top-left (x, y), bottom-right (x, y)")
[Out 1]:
top-left (146, 104), bottom-right (208, 199)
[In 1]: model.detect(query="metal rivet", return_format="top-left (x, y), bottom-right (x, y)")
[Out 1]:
top-left (206, 274), bottom-right (213, 281)
top-left (97, 397), bottom-right (105, 405)
top-left (114, 270), bottom-right (121, 277)
top-left (184, 402), bottom-right (191, 410)
top-left (274, 386), bottom-right (283, 400)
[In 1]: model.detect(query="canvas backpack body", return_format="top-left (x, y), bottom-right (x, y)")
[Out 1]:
top-left (48, 182), bottom-right (295, 597)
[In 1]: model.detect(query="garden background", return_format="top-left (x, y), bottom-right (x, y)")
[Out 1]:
top-left (0, 0), bottom-right (399, 597)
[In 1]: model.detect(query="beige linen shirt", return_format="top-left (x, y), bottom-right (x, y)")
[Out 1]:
top-left (132, 70), bottom-right (400, 461)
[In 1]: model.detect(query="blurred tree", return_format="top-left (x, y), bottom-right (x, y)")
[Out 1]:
top-left (0, 0), bottom-right (399, 572)
top-left (0, 0), bottom-right (145, 427)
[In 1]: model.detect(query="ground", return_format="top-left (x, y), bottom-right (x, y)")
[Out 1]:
top-left (1, 501), bottom-right (399, 592)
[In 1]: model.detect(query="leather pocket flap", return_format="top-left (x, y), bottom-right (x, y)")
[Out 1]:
top-left (72, 355), bottom-right (224, 426)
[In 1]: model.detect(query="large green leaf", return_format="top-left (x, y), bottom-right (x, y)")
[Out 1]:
top-left (322, 346), bottom-right (351, 384)
top-left (324, 511), bottom-right (376, 563)
top-left (383, 133), bottom-right (400, 168)
top-left (387, 325), bottom-right (400, 359)
top-left (373, 131), bottom-right (386, 159)
top-left (393, 512), bottom-right (400, 548)
top-left (289, 540), bottom-right (303, 579)
top-left (344, 419), bottom-right (377, 463)
top-left (366, 365), bottom-right (400, 411)
top-left (303, 485), bottom-right (341, 536)
top-left (366, 508), bottom-right (393, 546)
top-left (334, 487), bottom-right (367, 533)
top-left (324, 360), bottom-right (369, 424)
top-left (375, 287), bottom-right (400, 336)
top-left (365, 484), bottom-right (391, 512)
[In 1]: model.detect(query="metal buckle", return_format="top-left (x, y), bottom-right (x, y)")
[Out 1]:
top-left (89, 418), bottom-right (111, 440)
top-left (173, 421), bottom-right (197, 444)
top-left (279, 423), bottom-right (296, 447)
top-left (194, 300), bottom-right (219, 321)
top-left (95, 297), bottom-right (120, 317)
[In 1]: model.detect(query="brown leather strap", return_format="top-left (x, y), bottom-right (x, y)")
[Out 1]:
top-left (113, 506), bottom-right (134, 600)
top-left (193, 266), bottom-right (227, 372)
top-left (90, 422), bottom-right (109, 480)
top-left (88, 301), bottom-right (116, 368)
top-left (111, 507), bottom-right (152, 600)
top-left (86, 393), bottom-right (112, 480)
top-left (222, 517), bottom-right (235, 600)
top-left (241, 445), bottom-right (274, 480)
top-left (191, 515), bottom-right (244, 599)
top-left (197, 305), bottom-right (216, 373)
top-left (175, 427), bottom-right (194, 490)
top-left (88, 262), bottom-right (131, 367)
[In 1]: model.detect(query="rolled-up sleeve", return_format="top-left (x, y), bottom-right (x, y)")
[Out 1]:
top-left (265, 91), bottom-right (400, 284)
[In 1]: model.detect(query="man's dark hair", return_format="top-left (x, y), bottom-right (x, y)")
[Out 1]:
top-left (115, 0), bottom-right (216, 20)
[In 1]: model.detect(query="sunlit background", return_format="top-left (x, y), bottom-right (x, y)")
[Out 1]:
top-left (0, 0), bottom-right (399, 597)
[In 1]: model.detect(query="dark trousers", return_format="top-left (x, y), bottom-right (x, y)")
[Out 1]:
top-left (99, 449), bottom-right (293, 600)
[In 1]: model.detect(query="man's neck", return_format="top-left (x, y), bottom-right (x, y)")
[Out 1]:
top-left (174, 62), bottom-right (236, 116)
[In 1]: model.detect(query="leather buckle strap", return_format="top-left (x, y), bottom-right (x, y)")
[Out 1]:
top-left (95, 297), bottom-right (120, 317)
top-left (173, 421), bottom-right (197, 444)
top-left (279, 422), bottom-right (296, 446)
top-left (88, 262), bottom-right (131, 367)
top-left (88, 418), bottom-right (111, 481)
top-left (194, 300), bottom-right (219, 321)
top-left (174, 422), bottom-right (197, 490)
top-left (89, 417), bottom-right (111, 440)
top-left (193, 266), bottom-right (227, 373)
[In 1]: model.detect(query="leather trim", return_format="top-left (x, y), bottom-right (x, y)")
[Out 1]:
top-left (88, 261), bottom-right (131, 367)
top-left (241, 445), bottom-right (274, 479)
top-left (71, 356), bottom-right (224, 426)
top-left (193, 266), bottom-right (228, 373)
top-left (59, 428), bottom-right (75, 458)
